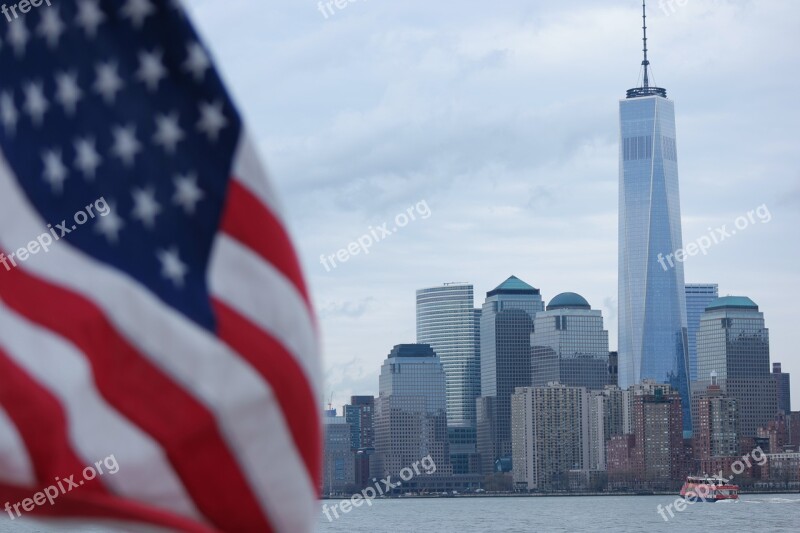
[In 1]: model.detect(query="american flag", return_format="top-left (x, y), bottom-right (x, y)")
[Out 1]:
top-left (0, 1), bottom-right (321, 531)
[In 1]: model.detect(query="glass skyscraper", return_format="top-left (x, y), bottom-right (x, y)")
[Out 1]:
top-left (373, 344), bottom-right (453, 481)
top-left (685, 284), bottom-right (719, 383)
top-left (417, 283), bottom-right (482, 474)
top-left (531, 292), bottom-right (610, 391)
top-left (416, 283), bottom-right (481, 429)
top-left (694, 297), bottom-right (777, 439)
top-left (476, 276), bottom-right (543, 475)
top-left (618, 4), bottom-right (691, 432)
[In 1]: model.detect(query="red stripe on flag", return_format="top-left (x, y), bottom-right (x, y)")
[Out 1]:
top-left (0, 261), bottom-right (274, 532)
top-left (220, 179), bottom-right (312, 308)
top-left (0, 348), bottom-right (108, 493)
top-left (0, 483), bottom-right (218, 533)
top-left (213, 299), bottom-right (321, 488)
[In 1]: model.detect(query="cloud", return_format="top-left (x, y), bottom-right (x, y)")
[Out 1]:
top-left (318, 298), bottom-right (374, 320)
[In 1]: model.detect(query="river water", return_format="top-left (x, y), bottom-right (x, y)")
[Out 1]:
top-left (318, 494), bottom-right (800, 532)
top-left (1, 494), bottom-right (797, 531)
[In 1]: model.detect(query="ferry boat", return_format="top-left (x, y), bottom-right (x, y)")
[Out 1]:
top-left (680, 476), bottom-right (739, 502)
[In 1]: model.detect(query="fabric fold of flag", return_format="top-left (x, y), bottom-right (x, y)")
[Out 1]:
top-left (0, 1), bottom-right (320, 531)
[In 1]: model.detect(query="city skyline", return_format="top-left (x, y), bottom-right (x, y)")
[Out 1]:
top-left (179, 0), bottom-right (800, 411)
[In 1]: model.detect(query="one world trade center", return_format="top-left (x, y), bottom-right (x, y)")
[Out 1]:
top-left (618, 1), bottom-right (691, 433)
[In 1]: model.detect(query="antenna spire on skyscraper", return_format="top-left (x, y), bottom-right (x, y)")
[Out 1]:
top-left (642, 0), bottom-right (650, 88)
top-left (626, 0), bottom-right (667, 98)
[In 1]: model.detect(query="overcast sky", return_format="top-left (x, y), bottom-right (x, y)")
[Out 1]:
top-left (183, 0), bottom-right (800, 410)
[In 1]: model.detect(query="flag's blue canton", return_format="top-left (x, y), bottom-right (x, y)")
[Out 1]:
top-left (0, 0), bottom-right (242, 331)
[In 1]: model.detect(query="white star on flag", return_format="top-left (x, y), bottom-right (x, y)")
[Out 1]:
top-left (94, 62), bottom-right (125, 104)
top-left (156, 246), bottom-right (188, 287)
top-left (37, 6), bottom-right (65, 48)
top-left (183, 42), bottom-right (211, 81)
top-left (94, 200), bottom-right (125, 243)
top-left (7, 18), bottom-right (29, 56)
top-left (153, 112), bottom-right (185, 153)
top-left (173, 173), bottom-right (205, 214)
top-left (132, 187), bottom-right (162, 228)
top-left (197, 100), bottom-right (228, 141)
top-left (41, 149), bottom-right (68, 193)
top-left (23, 81), bottom-right (48, 126)
top-left (55, 71), bottom-right (83, 115)
top-left (136, 49), bottom-right (168, 92)
top-left (111, 124), bottom-right (142, 166)
top-left (74, 137), bottom-right (102, 179)
top-left (74, 0), bottom-right (106, 37)
top-left (122, 0), bottom-right (156, 29)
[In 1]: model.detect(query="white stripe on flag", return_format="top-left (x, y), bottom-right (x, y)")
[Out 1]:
top-left (0, 150), bottom-right (317, 532)
top-left (0, 300), bottom-right (203, 520)
top-left (232, 133), bottom-right (285, 220)
top-left (209, 233), bottom-right (321, 397)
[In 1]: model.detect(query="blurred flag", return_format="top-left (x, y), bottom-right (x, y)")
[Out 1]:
top-left (0, 1), bottom-right (320, 531)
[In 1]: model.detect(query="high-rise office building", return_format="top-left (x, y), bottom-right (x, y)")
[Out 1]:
top-left (373, 344), bottom-right (452, 483)
top-left (608, 351), bottom-right (619, 387)
top-left (618, 1), bottom-right (691, 433)
top-left (631, 387), bottom-right (686, 484)
top-left (686, 284), bottom-right (719, 382)
top-left (531, 292), bottom-right (610, 391)
top-left (322, 411), bottom-right (355, 495)
top-left (588, 386), bottom-right (627, 471)
top-left (773, 362), bottom-right (792, 414)
top-left (511, 384), bottom-right (590, 491)
top-left (344, 396), bottom-right (375, 450)
top-left (416, 283), bottom-right (481, 473)
top-left (607, 382), bottom-right (687, 488)
top-left (695, 296), bottom-right (777, 441)
top-left (344, 396), bottom-right (375, 488)
top-left (476, 276), bottom-right (543, 475)
top-left (692, 376), bottom-right (739, 460)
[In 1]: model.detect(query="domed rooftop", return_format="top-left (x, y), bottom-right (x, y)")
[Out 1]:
top-left (547, 292), bottom-right (591, 311)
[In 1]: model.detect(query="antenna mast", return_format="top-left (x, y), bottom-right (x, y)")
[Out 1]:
top-left (626, 0), bottom-right (667, 98)
top-left (642, 0), bottom-right (650, 88)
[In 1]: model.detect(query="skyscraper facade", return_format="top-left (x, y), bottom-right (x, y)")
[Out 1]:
top-left (692, 379), bottom-right (739, 461)
top-left (416, 283), bottom-right (482, 473)
top-left (344, 395), bottom-right (375, 450)
top-left (476, 276), bottom-right (543, 475)
top-left (631, 387), bottom-right (686, 485)
top-left (588, 386), bottom-right (627, 471)
top-left (685, 284), bottom-right (719, 382)
top-left (531, 292), bottom-right (610, 391)
top-left (618, 5), bottom-right (691, 433)
top-left (607, 381), bottom-right (687, 488)
top-left (511, 384), bottom-right (590, 491)
top-left (772, 362), bottom-right (792, 414)
top-left (416, 283), bottom-right (481, 429)
top-left (695, 296), bottom-right (777, 440)
top-left (343, 396), bottom-right (375, 488)
top-left (373, 344), bottom-right (453, 482)
top-left (323, 411), bottom-right (355, 495)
